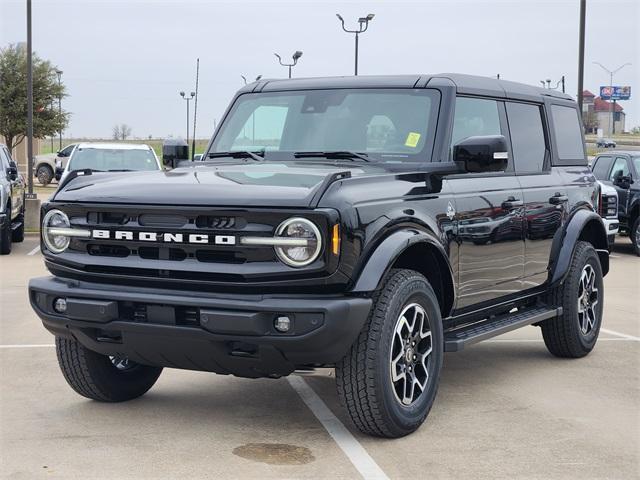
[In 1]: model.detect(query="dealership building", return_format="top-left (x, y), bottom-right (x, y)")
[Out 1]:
top-left (582, 90), bottom-right (627, 135)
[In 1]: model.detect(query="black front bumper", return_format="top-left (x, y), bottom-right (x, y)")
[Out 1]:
top-left (29, 276), bottom-right (371, 378)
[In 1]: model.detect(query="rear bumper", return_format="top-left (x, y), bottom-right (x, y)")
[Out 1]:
top-left (29, 276), bottom-right (371, 378)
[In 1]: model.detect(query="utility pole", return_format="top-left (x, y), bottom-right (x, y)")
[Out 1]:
top-left (26, 0), bottom-right (34, 196)
top-left (577, 0), bottom-right (586, 113)
top-left (336, 13), bottom-right (375, 76)
top-left (180, 91), bottom-right (195, 151)
top-left (593, 62), bottom-right (632, 135)
top-left (274, 51), bottom-right (303, 79)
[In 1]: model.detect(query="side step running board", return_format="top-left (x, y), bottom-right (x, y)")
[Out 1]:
top-left (444, 306), bottom-right (562, 352)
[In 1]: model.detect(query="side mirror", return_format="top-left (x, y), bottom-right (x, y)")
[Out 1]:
top-left (453, 135), bottom-right (509, 173)
top-left (6, 161), bottom-right (18, 181)
top-left (613, 175), bottom-right (633, 190)
top-left (162, 143), bottom-right (189, 169)
top-left (55, 167), bottom-right (63, 181)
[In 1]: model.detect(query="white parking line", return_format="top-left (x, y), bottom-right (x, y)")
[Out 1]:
top-left (600, 328), bottom-right (640, 341)
top-left (27, 245), bottom-right (40, 256)
top-left (484, 337), bottom-right (635, 343)
top-left (0, 344), bottom-right (54, 349)
top-left (287, 375), bottom-right (389, 480)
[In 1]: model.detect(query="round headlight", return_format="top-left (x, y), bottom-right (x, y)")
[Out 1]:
top-left (42, 209), bottom-right (71, 254)
top-left (275, 217), bottom-right (322, 267)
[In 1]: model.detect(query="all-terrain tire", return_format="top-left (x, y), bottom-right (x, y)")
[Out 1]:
top-left (0, 211), bottom-right (11, 255)
top-left (541, 241), bottom-right (603, 358)
top-left (55, 336), bottom-right (163, 402)
top-left (630, 216), bottom-right (640, 257)
top-left (336, 269), bottom-right (444, 438)
top-left (36, 165), bottom-right (53, 186)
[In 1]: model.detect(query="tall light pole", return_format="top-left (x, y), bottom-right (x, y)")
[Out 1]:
top-left (593, 61), bottom-right (632, 135)
top-left (539, 76), bottom-right (565, 92)
top-left (274, 51), bottom-right (303, 79)
top-left (577, 0), bottom-right (586, 113)
top-left (55, 69), bottom-right (63, 150)
top-left (336, 13), bottom-right (375, 76)
top-left (179, 91), bottom-right (195, 151)
top-left (26, 0), bottom-right (34, 196)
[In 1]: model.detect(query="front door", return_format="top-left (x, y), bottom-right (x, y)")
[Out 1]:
top-left (608, 156), bottom-right (632, 218)
top-left (446, 96), bottom-right (525, 309)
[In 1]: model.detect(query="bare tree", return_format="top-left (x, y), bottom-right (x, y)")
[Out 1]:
top-left (112, 123), bottom-right (132, 140)
top-left (119, 124), bottom-right (132, 140)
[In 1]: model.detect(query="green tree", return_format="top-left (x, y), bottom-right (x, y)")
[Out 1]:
top-left (0, 43), bottom-right (69, 151)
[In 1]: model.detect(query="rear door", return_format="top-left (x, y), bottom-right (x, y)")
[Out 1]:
top-left (446, 96), bottom-right (525, 309)
top-left (506, 101), bottom-right (566, 287)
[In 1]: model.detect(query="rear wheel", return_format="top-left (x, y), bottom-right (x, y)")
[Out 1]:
top-left (336, 269), bottom-right (443, 438)
top-left (55, 336), bottom-right (163, 402)
top-left (541, 241), bottom-right (603, 358)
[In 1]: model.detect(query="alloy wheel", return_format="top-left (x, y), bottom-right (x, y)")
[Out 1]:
top-left (577, 264), bottom-right (599, 335)
top-left (389, 303), bottom-right (433, 406)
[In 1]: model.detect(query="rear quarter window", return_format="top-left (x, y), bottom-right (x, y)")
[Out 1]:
top-left (551, 105), bottom-right (585, 164)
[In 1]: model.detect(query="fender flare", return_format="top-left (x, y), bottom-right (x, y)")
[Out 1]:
top-left (350, 228), bottom-right (455, 296)
top-left (549, 208), bottom-right (609, 284)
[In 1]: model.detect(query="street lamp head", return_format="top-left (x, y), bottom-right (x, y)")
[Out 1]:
top-left (55, 69), bottom-right (63, 75)
top-left (336, 13), bottom-right (343, 21)
top-left (274, 53), bottom-right (282, 61)
top-left (255, 75), bottom-right (262, 81)
top-left (190, 92), bottom-right (195, 97)
top-left (180, 91), bottom-right (185, 97)
top-left (366, 13), bottom-right (375, 21)
top-left (293, 51), bottom-right (303, 61)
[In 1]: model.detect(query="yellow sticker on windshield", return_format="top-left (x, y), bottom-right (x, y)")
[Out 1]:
top-left (405, 132), bottom-right (421, 148)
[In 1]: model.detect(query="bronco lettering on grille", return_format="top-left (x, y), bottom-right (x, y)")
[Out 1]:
top-left (91, 230), bottom-right (236, 245)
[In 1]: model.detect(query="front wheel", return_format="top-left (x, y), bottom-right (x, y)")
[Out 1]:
top-left (36, 165), bottom-right (53, 186)
top-left (55, 336), bottom-right (163, 402)
top-left (630, 217), bottom-right (640, 257)
top-left (336, 269), bottom-right (443, 438)
top-left (0, 212), bottom-right (12, 255)
top-left (541, 241), bottom-right (604, 358)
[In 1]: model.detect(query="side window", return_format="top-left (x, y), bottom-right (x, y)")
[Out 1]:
top-left (450, 97), bottom-right (502, 157)
top-left (591, 156), bottom-right (613, 180)
top-left (506, 102), bottom-right (546, 173)
top-left (608, 157), bottom-right (630, 182)
top-left (231, 105), bottom-right (288, 151)
top-left (551, 105), bottom-right (585, 161)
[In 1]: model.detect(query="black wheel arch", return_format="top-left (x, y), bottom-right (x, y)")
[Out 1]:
top-left (349, 228), bottom-right (455, 318)
top-left (549, 208), bottom-right (609, 285)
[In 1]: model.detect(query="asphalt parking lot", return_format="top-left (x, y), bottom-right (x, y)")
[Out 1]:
top-left (1, 235), bottom-right (638, 479)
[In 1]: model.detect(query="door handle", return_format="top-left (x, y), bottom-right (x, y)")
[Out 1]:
top-left (501, 197), bottom-right (523, 209)
top-left (549, 194), bottom-right (568, 205)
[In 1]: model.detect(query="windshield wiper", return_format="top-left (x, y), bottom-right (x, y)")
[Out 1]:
top-left (208, 150), bottom-right (264, 162)
top-left (294, 151), bottom-right (374, 162)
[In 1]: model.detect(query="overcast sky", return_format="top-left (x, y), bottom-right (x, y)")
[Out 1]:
top-left (1, 0), bottom-right (638, 140)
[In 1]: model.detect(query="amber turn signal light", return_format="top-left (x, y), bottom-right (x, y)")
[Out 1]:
top-left (331, 224), bottom-right (340, 255)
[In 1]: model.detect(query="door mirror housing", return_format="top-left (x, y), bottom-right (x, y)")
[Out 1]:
top-left (162, 139), bottom-right (189, 169)
top-left (54, 167), bottom-right (63, 181)
top-left (453, 135), bottom-right (509, 173)
top-left (613, 175), bottom-right (633, 190)
top-left (6, 161), bottom-right (18, 181)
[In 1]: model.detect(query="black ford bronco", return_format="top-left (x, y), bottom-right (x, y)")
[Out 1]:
top-left (29, 74), bottom-right (609, 438)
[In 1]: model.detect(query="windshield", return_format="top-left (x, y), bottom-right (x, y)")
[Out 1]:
top-left (69, 148), bottom-right (159, 172)
top-left (211, 88), bottom-right (440, 162)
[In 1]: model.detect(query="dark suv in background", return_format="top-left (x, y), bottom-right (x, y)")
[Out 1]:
top-left (30, 74), bottom-right (609, 438)
top-left (591, 151), bottom-right (640, 255)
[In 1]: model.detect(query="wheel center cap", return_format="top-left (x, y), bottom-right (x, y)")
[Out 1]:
top-left (405, 347), bottom-right (414, 363)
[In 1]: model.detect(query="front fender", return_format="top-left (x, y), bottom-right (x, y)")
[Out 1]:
top-left (549, 208), bottom-right (609, 285)
top-left (350, 228), bottom-right (454, 294)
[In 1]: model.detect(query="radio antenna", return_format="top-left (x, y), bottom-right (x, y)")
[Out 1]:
top-left (191, 58), bottom-right (200, 160)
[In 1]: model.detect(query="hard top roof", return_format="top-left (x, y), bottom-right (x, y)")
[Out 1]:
top-left (75, 142), bottom-right (152, 150)
top-left (239, 73), bottom-right (573, 102)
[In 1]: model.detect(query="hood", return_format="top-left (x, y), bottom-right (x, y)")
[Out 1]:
top-left (53, 162), bottom-right (369, 208)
